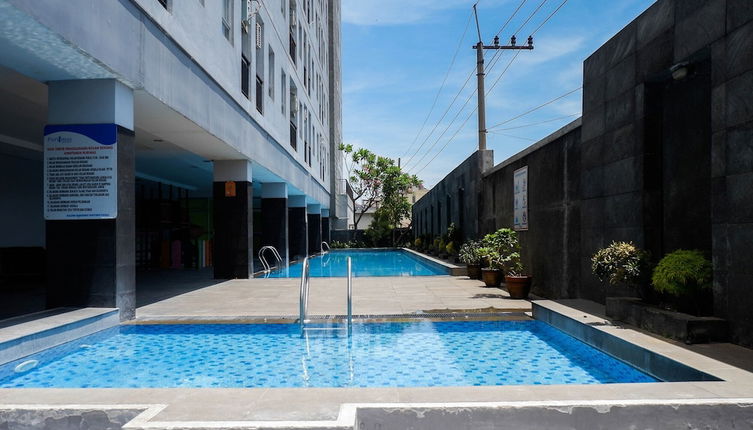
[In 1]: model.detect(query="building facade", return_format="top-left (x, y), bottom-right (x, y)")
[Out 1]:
top-left (0, 0), bottom-right (343, 320)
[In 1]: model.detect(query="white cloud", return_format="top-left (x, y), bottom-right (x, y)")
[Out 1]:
top-left (342, 0), bottom-right (505, 26)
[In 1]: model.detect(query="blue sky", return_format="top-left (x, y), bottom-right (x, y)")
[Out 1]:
top-left (341, 0), bottom-right (656, 188)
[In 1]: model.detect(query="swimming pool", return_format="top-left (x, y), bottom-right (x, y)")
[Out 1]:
top-left (0, 320), bottom-right (657, 388)
top-left (262, 249), bottom-right (449, 277)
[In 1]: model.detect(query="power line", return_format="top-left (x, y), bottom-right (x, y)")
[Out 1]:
top-left (513, 0), bottom-right (548, 35)
top-left (412, 0), bottom-right (572, 177)
top-left (412, 51), bottom-right (523, 176)
top-left (531, 0), bottom-right (569, 36)
top-left (405, 0), bottom-right (532, 171)
top-left (487, 131), bottom-right (537, 141)
top-left (487, 86), bottom-right (582, 130)
top-left (492, 113), bottom-right (580, 131)
top-left (401, 10), bottom-right (474, 160)
top-left (402, 68), bottom-right (476, 169)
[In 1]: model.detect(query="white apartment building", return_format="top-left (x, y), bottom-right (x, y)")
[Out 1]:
top-left (0, 0), bottom-right (343, 320)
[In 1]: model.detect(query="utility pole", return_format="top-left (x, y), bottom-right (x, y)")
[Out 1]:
top-left (473, 5), bottom-right (534, 151)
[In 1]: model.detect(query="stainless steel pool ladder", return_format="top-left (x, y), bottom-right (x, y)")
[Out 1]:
top-left (321, 241), bottom-right (330, 253)
top-left (299, 256), bottom-right (353, 336)
top-left (258, 246), bottom-right (283, 272)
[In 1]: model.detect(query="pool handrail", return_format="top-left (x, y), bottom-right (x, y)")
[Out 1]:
top-left (259, 246), bottom-right (283, 272)
top-left (299, 256), bottom-right (353, 336)
top-left (347, 256), bottom-right (352, 334)
top-left (321, 241), bottom-right (330, 253)
top-left (299, 256), bottom-right (311, 334)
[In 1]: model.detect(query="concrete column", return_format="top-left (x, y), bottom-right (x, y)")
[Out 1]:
top-left (288, 195), bottom-right (308, 261)
top-left (321, 208), bottom-right (331, 244)
top-left (213, 160), bottom-right (253, 278)
top-left (261, 183), bottom-right (289, 264)
top-left (307, 204), bottom-right (322, 254)
top-left (44, 79), bottom-right (136, 320)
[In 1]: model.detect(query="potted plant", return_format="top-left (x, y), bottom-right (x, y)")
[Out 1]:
top-left (431, 237), bottom-right (441, 256)
top-left (458, 240), bottom-right (483, 280)
top-left (591, 241), bottom-right (649, 298)
top-left (445, 241), bottom-right (457, 261)
top-left (503, 252), bottom-right (532, 299)
top-left (652, 249), bottom-right (712, 316)
top-left (478, 247), bottom-right (503, 287)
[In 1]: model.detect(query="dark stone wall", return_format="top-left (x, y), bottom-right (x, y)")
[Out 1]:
top-left (423, 0), bottom-right (753, 346)
top-left (212, 181), bottom-right (253, 278)
top-left (412, 150), bottom-right (493, 241)
top-left (308, 214), bottom-right (321, 254)
top-left (479, 123), bottom-right (582, 300)
top-left (581, 0), bottom-right (753, 346)
top-left (261, 197), bottom-right (288, 262)
top-left (46, 127), bottom-right (135, 320)
top-left (288, 207), bottom-right (308, 260)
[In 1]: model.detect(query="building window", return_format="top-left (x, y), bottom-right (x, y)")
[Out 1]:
top-left (281, 71), bottom-right (287, 115)
top-left (256, 76), bottom-right (264, 114)
top-left (268, 49), bottom-right (275, 100)
top-left (241, 55), bottom-right (250, 98)
top-left (222, 0), bottom-right (232, 41)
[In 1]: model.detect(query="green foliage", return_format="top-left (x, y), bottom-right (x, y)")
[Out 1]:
top-left (446, 223), bottom-right (462, 244)
top-left (438, 239), bottom-right (446, 255)
top-left (458, 240), bottom-right (483, 265)
top-left (364, 210), bottom-right (393, 247)
top-left (446, 241), bottom-right (456, 256)
top-left (433, 237), bottom-right (441, 252)
top-left (414, 237), bottom-right (423, 248)
top-left (591, 241), bottom-right (648, 285)
top-left (330, 240), bottom-right (367, 249)
top-left (652, 249), bottom-right (712, 296)
top-left (481, 228), bottom-right (524, 275)
top-left (339, 144), bottom-right (421, 232)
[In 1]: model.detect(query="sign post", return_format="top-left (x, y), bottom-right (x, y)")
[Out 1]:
top-left (513, 166), bottom-right (528, 231)
top-left (43, 124), bottom-right (118, 220)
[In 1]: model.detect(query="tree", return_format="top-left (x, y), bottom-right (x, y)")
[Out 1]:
top-left (339, 143), bottom-right (391, 231)
top-left (338, 144), bottom-right (422, 242)
top-left (379, 164), bottom-right (421, 245)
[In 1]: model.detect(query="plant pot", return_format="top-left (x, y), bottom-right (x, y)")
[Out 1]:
top-left (481, 268), bottom-right (503, 287)
top-left (505, 275), bottom-right (532, 299)
top-left (466, 263), bottom-right (482, 280)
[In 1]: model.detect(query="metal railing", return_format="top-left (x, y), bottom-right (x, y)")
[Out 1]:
top-left (258, 246), bottom-right (282, 272)
top-left (299, 256), bottom-right (353, 336)
top-left (347, 256), bottom-right (352, 334)
top-left (321, 241), bottom-right (330, 253)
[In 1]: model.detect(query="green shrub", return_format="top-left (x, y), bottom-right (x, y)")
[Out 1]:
top-left (438, 239), bottom-right (446, 255)
top-left (458, 240), bottom-right (483, 265)
top-left (446, 241), bottom-right (456, 256)
top-left (414, 237), bottom-right (422, 249)
top-left (652, 249), bottom-right (712, 296)
top-left (481, 229), bottom-right (524, 275)
top-left (591, 241), bottom-right (648, 286)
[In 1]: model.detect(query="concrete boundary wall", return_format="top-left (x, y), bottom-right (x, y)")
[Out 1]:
top-left (415, 0), bottom-right (753, 347)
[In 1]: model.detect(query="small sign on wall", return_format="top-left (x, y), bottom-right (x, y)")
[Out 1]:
top-left (224, 181), bottom-right (237, 197)
top-left (513, 166), bottom-right (528, 231)
top-left (43, 124), bottom-right (118, 220)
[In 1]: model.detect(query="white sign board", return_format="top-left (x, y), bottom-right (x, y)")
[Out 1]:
top-left (513, 166), bottom-right (528, 231)
top-left (44, 124), bottom-right (118, 220)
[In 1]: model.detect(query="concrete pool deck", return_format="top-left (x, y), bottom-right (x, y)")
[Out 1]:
top-left (135, 275), bottom-right (532, 319)
top-left (1, 275), bottom-right (753, 428)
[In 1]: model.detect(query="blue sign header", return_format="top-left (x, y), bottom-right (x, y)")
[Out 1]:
top-left (44, 124), bottom-right (118, 146)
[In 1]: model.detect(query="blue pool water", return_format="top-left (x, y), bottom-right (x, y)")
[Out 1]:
top-left (0, 321), bottom-right (657, 388)
top-left (263, 249), bottom-right (448, 277)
